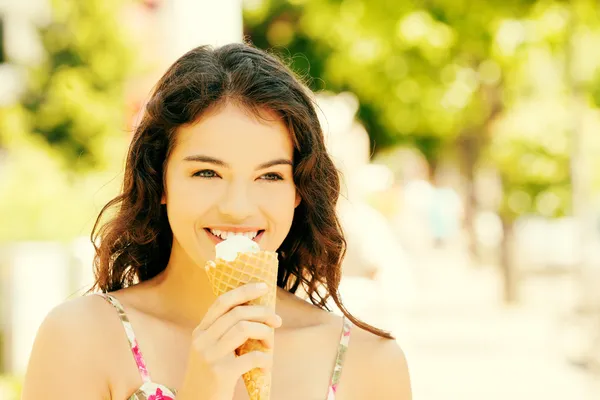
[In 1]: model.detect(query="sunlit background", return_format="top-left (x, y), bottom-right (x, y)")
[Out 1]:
top-left (2, 0), bottom-right (600, 398)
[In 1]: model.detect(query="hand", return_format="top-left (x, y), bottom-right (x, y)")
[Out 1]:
top-left (176, 283), bottom-right (282, 400)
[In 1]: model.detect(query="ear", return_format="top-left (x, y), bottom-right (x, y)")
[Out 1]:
top-left (161, 193), bottom-right (166, 205)
top-left (294, 192), bottom-right (301, 208)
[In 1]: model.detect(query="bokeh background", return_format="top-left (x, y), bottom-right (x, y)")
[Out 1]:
top-left (1, 0), bottom-right (600, 398)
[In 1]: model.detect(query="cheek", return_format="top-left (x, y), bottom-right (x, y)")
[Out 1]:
top-left (256, 184), bottom-right (297, 220)
top-left (170, 179), bottom-right (222, 209)
top-left (165, 180), bottom-right (223, 235)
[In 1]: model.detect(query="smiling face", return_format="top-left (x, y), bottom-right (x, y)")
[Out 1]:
top-left (162, 102), bottom-right (300, 267)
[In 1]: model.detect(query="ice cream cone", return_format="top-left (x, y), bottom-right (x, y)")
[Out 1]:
top-left (205, 250), bottom-right (278, 400)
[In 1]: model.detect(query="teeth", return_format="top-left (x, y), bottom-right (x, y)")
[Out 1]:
top-left (210, 229), bottom-right (259, 240)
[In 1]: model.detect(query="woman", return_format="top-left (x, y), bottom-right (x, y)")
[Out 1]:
top-left (22, 43), bottom-right (411, 400)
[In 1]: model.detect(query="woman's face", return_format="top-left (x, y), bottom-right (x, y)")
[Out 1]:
top-left (162, 102), bottom-right (300, 267)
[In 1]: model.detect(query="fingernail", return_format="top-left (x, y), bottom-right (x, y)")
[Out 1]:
top-left (256, 282), bottom-right (268, 290)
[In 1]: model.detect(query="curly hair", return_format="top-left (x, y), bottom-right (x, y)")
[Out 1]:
top-left (90, 43), bottom-right (393, 339)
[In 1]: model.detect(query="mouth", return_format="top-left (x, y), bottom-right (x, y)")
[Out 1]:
top-left (204, 228), bottom-right (265, 243)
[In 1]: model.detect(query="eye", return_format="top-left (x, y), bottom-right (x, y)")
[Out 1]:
top-left (192, 169), bottom-right (220, 178)
top-left (260, 172), bottom-right (284, 181)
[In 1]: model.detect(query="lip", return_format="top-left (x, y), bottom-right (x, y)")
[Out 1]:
top-left (204, 228), bottom-right (265, 245)
top-left (206, 226), bottom-right (264, 233)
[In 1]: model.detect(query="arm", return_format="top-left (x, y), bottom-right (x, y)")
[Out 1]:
top-left (21, 298), bottom-right (111, 399)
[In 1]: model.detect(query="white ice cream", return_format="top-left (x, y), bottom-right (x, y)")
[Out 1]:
top-left (215, 234), bottom-right (260, 262)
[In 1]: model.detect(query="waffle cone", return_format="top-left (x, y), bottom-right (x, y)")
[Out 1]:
top-left (204, 251), bottom-right (278, 400)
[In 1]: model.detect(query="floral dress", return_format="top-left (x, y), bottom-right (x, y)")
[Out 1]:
top-left (97, 293), bottom-right (352, 399)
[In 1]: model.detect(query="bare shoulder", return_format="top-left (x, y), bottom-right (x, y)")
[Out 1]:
top-left (22, 295), bottom-right (115, 399)
top-left (341, 322), bottom-right (412, 400)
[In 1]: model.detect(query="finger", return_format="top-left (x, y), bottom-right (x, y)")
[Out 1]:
top-left (210, 305), bottom-right (281, 339)
top-left (205, 321), bottom-right (275, 361)
top-left (193, 305), bottom-right (280, 350)
top-left (198, 283), bottom-right (269, 331)
top-left (225, 350), bottom-right (274, 377)
top-left (194, 305), bottom-right (281, 355)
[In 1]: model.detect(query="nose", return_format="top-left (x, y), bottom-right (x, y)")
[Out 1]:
top-left (217, 180), bottom-right (257, 221)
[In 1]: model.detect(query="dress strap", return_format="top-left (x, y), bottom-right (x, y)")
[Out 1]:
top-left (326, 315), bottom-right (352, 399)
top-left (96, 293), bottom-right (151, 383)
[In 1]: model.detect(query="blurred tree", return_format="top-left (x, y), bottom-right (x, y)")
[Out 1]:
top-left (244, 0), bottom-right (600, 303)
top-left (244, 0), bottom-right (536, 261)
top-left (17, 0), bottom-right (135, 171)
top-left (489, 100), bottom-right (572, 301)
top-left (243, 0), bottom-right (534, 297)
top-left (489, 0), bottom-right (600, 302)
top-left (0, 0), bottom-right (136, 241)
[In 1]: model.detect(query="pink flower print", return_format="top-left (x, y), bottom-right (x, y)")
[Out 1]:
top-left (327, 384), bottom-right (337, 399)
top-left (131, 340), bottom-right (150, 381)
top-left (148, 388), bottom-right (174, 400)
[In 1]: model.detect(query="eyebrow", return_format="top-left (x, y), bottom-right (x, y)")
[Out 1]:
top-left (183, 154), bottom-right (293, 170)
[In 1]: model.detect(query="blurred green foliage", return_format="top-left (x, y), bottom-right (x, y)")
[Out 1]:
top-left (244, 0), bottom-right (600, 220)
top-left (0, 0), bottom-right (136, 241)
top-left (0, 375), bottom-right (21, 400)
top-left (6, 0), bottom-right (135, 170)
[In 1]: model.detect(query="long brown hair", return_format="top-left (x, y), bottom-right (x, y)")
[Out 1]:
top-left (91, 43), bottom-right (393, 339)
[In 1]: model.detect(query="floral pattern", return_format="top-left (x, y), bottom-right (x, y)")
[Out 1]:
top-left (97, 293), bottom-right (351, 400)
top-left (148, 388), bottom-right (171, 400)
top-left (326, 316), bottom-right (352, 400)
top-left (97, 294), bottom-right (177, 400)
top-left (130, 383), bottom-right (176, 400)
